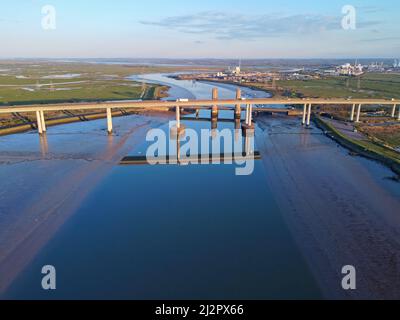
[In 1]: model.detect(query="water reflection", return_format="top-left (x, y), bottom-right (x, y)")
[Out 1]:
top-left (39, 134), bottom-right (49, 157)
top-left (4, 73), bottom-right (322, 300)
top-left (123, 120), bottom-right (258, 168)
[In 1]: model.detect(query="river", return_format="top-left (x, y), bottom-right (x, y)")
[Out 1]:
top-left (0, 74), bottom-right (399, 300)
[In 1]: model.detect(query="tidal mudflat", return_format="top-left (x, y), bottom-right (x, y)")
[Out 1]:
top-left (256, 115), bottom-right (400, 299)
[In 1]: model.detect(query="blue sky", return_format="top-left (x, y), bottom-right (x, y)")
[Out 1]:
top-left (1, 0), bottom-right (399, 58)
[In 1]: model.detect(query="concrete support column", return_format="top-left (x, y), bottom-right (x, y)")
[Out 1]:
top-left (350, 104), bottom-right (356, 122)
top-left (176, 106), bottom-right (181, 128)
top-left (106, 108), bottom-right (113, 134)
top-left (391, 104), bottom-right (397, 118)
top-left (235, 88), bottom-right (241, 120)
top-left (245, 104), bottom-right (250, 125)
top-left (244, 135), bottom-right (251, 156)
top-left (306, 104), bottom-right (312, 126)
top-left (176, 138), bottom-right (181, 163)
top-left (212, 88), bottom-right (218, 118)
top-left (398, 105), bottom-right (400, 121)
top-left (356, 104), bottom-right (362, 123)
top-left (302, 104), bottom-right (307, 125)
top-left (36, 110), bottom-right (43, 135)
top-left (40, 110), bottom-right (46, 132)
top-left (249, 104), bottom-right (253, 125)
top-left (234, 119), bottom-right (240, 142)
top-left (211, 119), bottom-right (218, 131)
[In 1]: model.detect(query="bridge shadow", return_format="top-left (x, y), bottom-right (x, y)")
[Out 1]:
top-left (119, 117), bottom-right (260, 166)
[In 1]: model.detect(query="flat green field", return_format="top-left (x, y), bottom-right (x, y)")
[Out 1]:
top-left (276, 73), bottom-right (400, 99)
top-left (0, 62), bottom-right (184, 105)
top-left (0, 61), bottom-right (218, 132)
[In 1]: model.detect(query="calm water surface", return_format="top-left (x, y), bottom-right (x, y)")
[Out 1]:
top-left (4, 74), bottom-right (323, 299)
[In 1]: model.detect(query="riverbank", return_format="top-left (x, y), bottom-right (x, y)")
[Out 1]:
top-left (256, 115), bottom-right (400, 299)
top-left (314, 116), bottom-right (400, 176)
top-left (0, 82), bottom-right (170, 136)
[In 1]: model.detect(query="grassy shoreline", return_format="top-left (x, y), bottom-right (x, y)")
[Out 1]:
top-left (0, 73), bottom-right (169, 136)
top-left (0, 110), bottom-right (135, 136)
top-left (314, 116), bottom-right (400, 176)
top-left (276, 73), bottom-right (400, 99)
top-left (0, 108), bottom-right (174, 136)
top-left (0, 85), bottom-right (170, 136)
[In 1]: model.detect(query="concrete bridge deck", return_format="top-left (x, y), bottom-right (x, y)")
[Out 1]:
top-left (1, 97), bottom-right (399, 114)
top-left (1, 87), bottom-right (399, 135)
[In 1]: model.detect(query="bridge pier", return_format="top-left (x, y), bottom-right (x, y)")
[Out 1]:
top-left (398, 105), bottom-right (400, 121)
top-left (249, 104), bottom-right (253, 124)
top-left (306, 104), bottom-right (312, 126)
top-left (176, 106), bottom-right (181, 128)
top-left (391, 104), bottom-right (397, 118)
top-left (235, 89), bottom-right (241, 120)
top-left (212, 88), bottom-right (218, 119)
top-left (36, 110), bottom-right (43, 134)
top-left (244, 135), bottom-right (253, 156)
top-left (235, 119), bottom-right (241, 142)
top-left (350, 104), bottom-right (356, 122)
top-left (355, 104), bottom-right (362, 123)
top-left (171, 105), bottom-right (185, 137)
top-left (244, 104), bottom-right (253, 126)
top-left (211, 118), bottom-right (218, 130)
top-left (106, 108), bottom-right (113, 134)
top-left (302, 104), bottom-right (307, 125)
top-left (40, 110), bottom-right (46, 133)
top-left (242, 104), bottom-right (254, 133)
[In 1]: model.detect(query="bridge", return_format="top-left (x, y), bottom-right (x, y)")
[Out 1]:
top-left (0, 88), bottom-right (399, 135)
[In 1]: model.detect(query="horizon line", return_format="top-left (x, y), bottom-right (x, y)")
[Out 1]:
top-left (0, 57), bottom-right (398, 61)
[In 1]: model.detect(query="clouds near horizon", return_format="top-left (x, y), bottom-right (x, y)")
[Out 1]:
top-left (140, 11), bottom-right (381, 41)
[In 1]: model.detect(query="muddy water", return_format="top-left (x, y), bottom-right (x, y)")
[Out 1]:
top-left (1, 74), bottom-right (399, 299)
top-left (256, 116), bottom-right (400, 299)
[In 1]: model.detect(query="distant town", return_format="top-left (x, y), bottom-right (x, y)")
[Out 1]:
top-left (175, 59), bottom-right (400, 85)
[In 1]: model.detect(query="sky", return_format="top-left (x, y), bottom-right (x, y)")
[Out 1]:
top-left (0, 0), bottom-right (399, 59)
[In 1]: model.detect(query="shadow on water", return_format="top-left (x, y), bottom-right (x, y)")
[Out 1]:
top-left (4, 118), bottom-right (322, 300)
top-left (5, 74), bottom-right (400, 299)
top-left (3, 74), bottom-right (323, 299)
